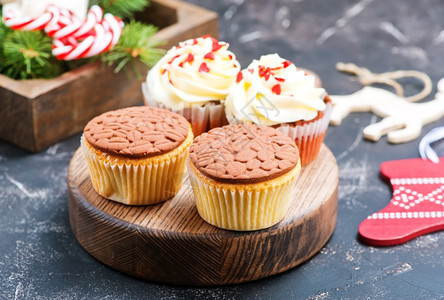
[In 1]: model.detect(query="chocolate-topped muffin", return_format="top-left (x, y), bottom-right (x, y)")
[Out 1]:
top-left (81, 106), bottom-right (193, 205)
top-left (188, 124), bottom-right (301, 231)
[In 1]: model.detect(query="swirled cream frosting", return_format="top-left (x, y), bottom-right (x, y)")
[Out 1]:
top-left (146, 35), bottom-right (241, 110)
top-left (225, 54), bottom-right (326, 126)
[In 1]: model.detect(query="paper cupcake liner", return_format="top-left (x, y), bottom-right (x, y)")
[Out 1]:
top-left (81, 136), bottom-right (189, 205)
top-left (226, 102), bottom-right (332, 166)
top-left (142, 83), bottom-right (228, 137)
top-left (276, 102), bottom-right (332, 165)
top-left (188, 160), bottom-right (301, 231)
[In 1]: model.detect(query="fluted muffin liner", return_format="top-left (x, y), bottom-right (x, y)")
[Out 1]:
top-left (226, 102), bottom-right (332, 166)
top-left (187, 160), bottom-right (301, 231)
top-left (81, 133), bottom-right (192, 205)
top-left (276, 102), bottom-right (332, 165)
top-left (142, 82), bottom-right (228, 137)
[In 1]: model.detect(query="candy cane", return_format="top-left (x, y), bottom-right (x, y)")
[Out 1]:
top-left (3, 4), bottom-right (71, 31)
top-left (52, 13), bottom-right (123, 60)
top-left (3, 8), bottom-right (53, 30)
top-left (73, 5), bottom-right (103, 38)
top-left (2, 4), bottom-right (123, 60)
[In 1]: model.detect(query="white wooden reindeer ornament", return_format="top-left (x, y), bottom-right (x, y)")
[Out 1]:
top-left (329, 63), bottom-right (444, 143)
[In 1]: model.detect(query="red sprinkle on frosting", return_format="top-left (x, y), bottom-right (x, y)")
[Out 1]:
top-left (212, 41), bottom-right (223, 52)
top-left (272, 84), bottom-right (281, 95)
top-left (236, 71), bottom-right (243, 83)
top-left (282, 60), bottom-right (292, 68)
top-left (275, 77), bottom-right (285, 82)
top-left (199, 62), bottom-right (210, 73)
top-left (185, 53), bottom-right (194, 63)
top-left (258, 66), bottom-right (271, 80)
top-left (270, 65), bottom-right (283, 71)
top-left (168, 54), bottom-right (180, 64)
top-left (202, 35), bottom-right (224, 52)
top-left (204, 52), bottom-right (215, 60)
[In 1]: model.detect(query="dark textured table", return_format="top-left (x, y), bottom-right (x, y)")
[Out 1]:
top-left (2, 0), bottom-right (444, 299)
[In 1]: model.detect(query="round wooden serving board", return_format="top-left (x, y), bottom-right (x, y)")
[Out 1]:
top-left (68, 144), bottom-right (338, 286)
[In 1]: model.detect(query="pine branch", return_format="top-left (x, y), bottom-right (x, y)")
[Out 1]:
top-left (0, 30), bottom-right (62, 79)
top-left (101, 20), bottom-right (164, 79)
top-left (94, 0), bottom-right (150, 19)
top-left (0, 17), bottom-right (12, 51)
top-left (0, 11), bottom-right (12, 69)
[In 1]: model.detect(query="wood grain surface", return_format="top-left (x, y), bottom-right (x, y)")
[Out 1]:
top-left (68, 144), bottom-right (338, 286)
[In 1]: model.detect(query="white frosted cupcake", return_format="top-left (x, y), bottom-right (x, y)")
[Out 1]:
top-left (143, 35), bottom-right (241, 136)
top-left (225, 53), bottom-right (332, 165)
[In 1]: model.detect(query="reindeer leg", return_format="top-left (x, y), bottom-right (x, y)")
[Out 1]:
top-left (329, 96), bottom-right (357, 126)
top-left (363, 116), bottom-right (405, 142)
top-left (386, 120), bottom-right (423, 143)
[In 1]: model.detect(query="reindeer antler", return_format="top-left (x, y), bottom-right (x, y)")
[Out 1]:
top-left (336, 62), bottom-right (432, 102)
top-left (330, 66), bottom-right (444, 144)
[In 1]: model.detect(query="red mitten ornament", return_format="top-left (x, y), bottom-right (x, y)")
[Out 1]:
top-left (358, 158), bottom-right (444, 246)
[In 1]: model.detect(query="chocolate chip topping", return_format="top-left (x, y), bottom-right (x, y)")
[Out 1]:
top-left (84, 106), bottom-right (190, 158)
top-left (189, 124), bottom-right (299, 184)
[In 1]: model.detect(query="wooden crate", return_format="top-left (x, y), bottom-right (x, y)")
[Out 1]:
top-left (0, 0), bottom-right (218, 152)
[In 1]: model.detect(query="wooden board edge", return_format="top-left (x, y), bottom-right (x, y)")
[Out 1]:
top-left (68, 145), bottom-right (339, 286)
